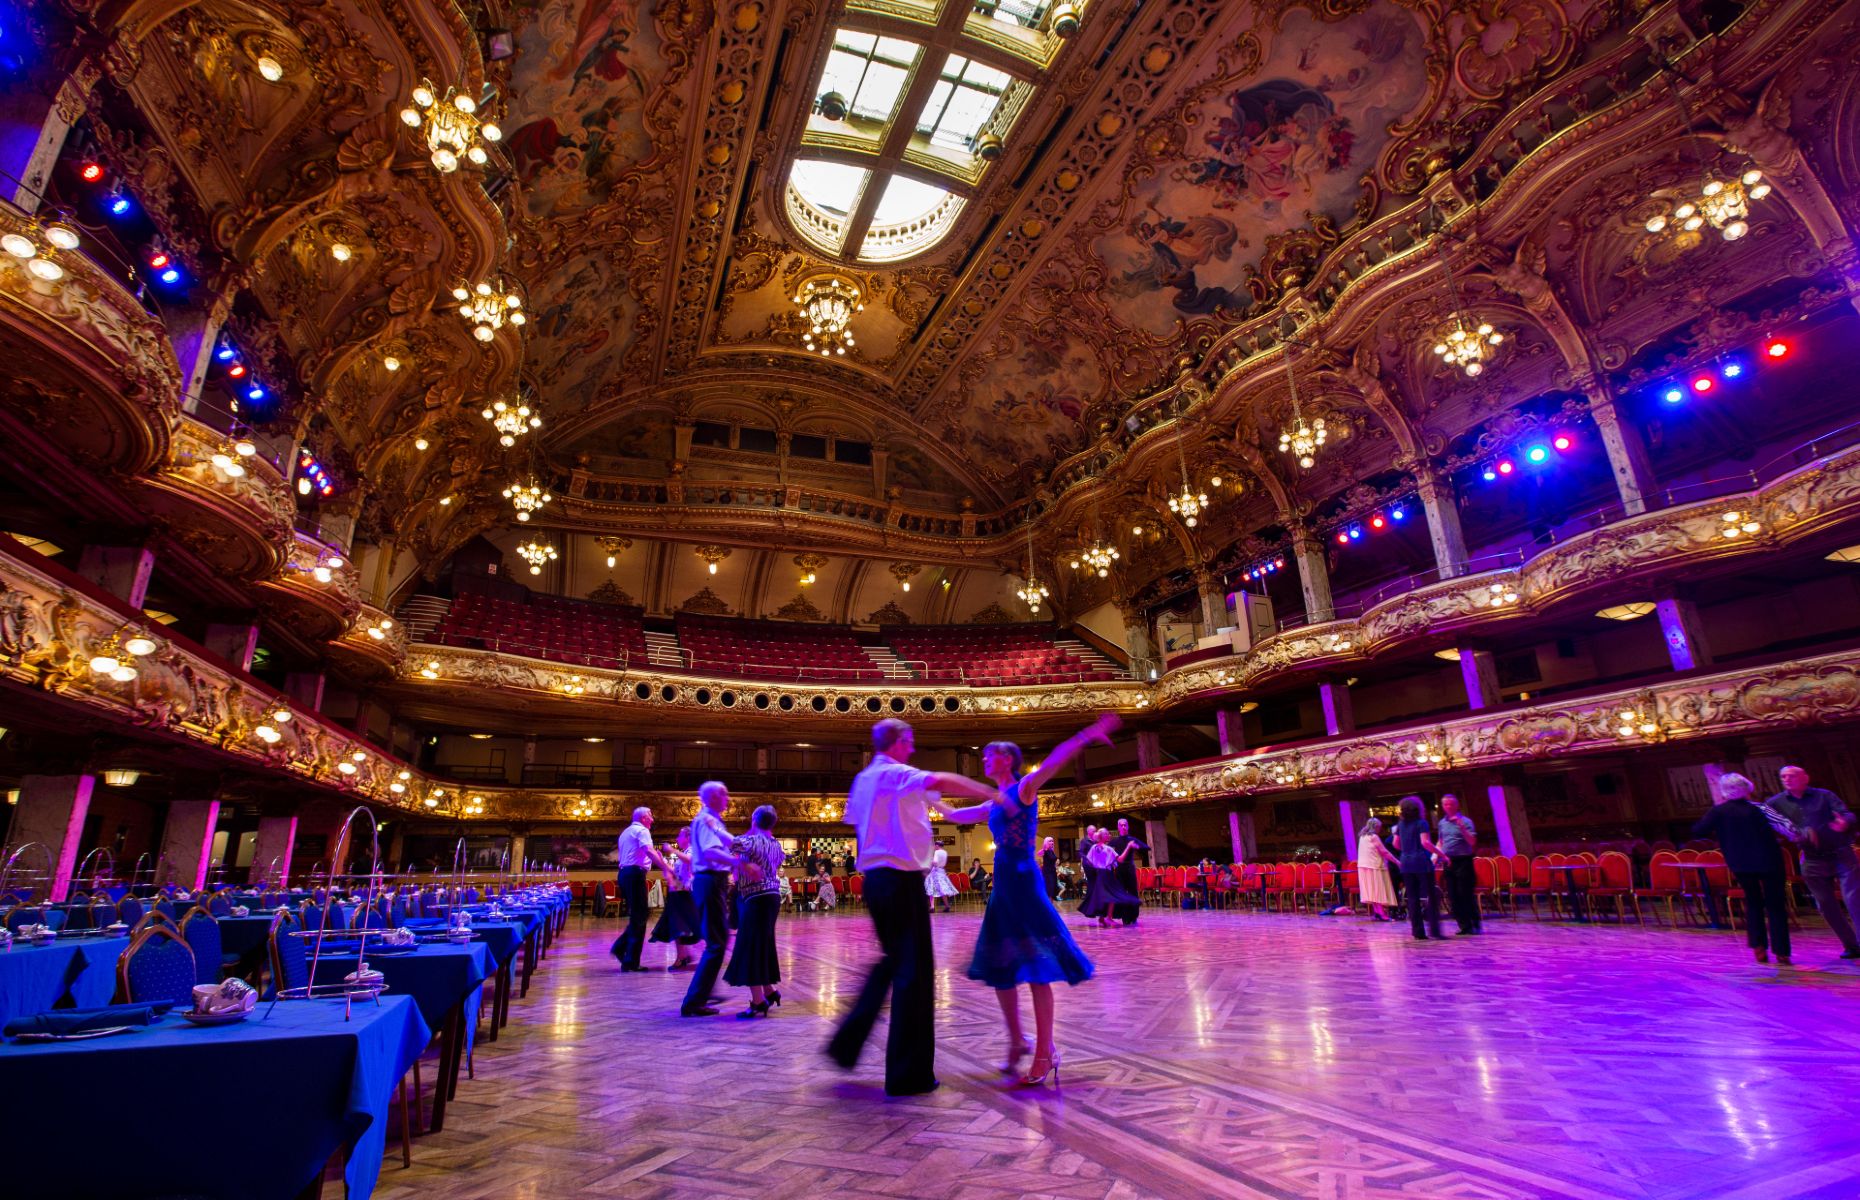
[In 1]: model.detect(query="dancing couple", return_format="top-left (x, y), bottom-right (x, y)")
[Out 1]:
top-left (828, 712), bottom-right (1120, 1094)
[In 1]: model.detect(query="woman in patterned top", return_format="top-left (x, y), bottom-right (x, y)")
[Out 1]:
top-left (725, 805), bottom-right (786, 1018)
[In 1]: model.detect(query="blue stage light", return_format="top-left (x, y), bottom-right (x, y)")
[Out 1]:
top-left (158, 267), bottom-right (181, 284)
top-left (1390, 507), bottom-right (1406, 521)
top-left (1347, 526), bottom-right (1362, 540)
top-left (1482, 467), bottom-right (1498, 482)
top-left (246, 385), bottom-right (265, 401)
top-left (216, 345), bottom-right (235, 361)
top-left (1527, 445), bottom-right (1549, 464)
top-left (1722, 362), bottom-right (1743, 378)
top-left (1663, 387), bottom-right (1683, 404)
top-left (108, 193), bottom-right (133, 216)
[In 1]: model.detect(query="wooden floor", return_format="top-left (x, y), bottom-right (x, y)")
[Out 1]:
top-left (373, 906), bottom-right (1860, 1200)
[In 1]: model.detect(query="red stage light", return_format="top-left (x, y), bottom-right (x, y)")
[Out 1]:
top-left (1553, 434), bottom-right (1572, 451)
top-left (1497, 460), bottom-right (1515, 475)
top-left (1336, 532), bottom-right (1349, 545)
top-left (80, 163), bottom-right (105, 183)
top-left (1370, 515), bottom-right (1386, 530)
top-left (1766, 340), bottom-right (1789, 358)
top-left (148, 251), bottom-right (170, 269)
top-left (1691, 376), bottom-right (1714, 393)
top-left (228, 363), bottom-right (246, 378)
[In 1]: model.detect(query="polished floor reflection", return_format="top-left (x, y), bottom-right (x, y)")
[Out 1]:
top-left (372, 908), bottom-right (1860, 1199)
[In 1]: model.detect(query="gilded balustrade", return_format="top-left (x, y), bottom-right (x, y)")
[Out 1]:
top-left (135, 417), bottom-right (295, 579)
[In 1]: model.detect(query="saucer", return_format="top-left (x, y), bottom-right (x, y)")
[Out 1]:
top-left (182, 1009), bottom-right (249, 1026)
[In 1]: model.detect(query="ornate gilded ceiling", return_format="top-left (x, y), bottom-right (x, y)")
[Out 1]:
top-left (40, 0), bottom-right (1860, 607)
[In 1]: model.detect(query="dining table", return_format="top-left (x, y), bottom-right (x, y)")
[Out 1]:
top-left (1671, 862), bottom-right (1729, 929)
top-left (1539, 862), bottom-right (1595, 922)
top-left (0, 935), bottom-right (126, 1025)
top-left (0, 992), bottom-right (429, 1200)
top-left (310, 939), bottom-right (490, 1132)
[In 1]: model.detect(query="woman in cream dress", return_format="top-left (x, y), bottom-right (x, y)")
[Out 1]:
top-left (1357, 817), bottom-right (1399, 921)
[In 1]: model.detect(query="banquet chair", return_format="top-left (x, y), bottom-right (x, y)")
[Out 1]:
top-left (61, 902), bottom-right (96, 931)
top-left (89, 900), bottom-right (118, 930)
top-left (206, 890), bottom-right (234, 918)
top-left (3, 905), bottom-right (44, 932)
top-left (299, 901), bottom-right (327, 931)
top-left (116, 895), bottom-right (144, 927)
top-left (152, 899), bottom-right (177, 921)
top-left (179, 907), bottom-right (232, 984)
top-left (267, 913), bottom-right (309, 996)
top-left (114, 925), bottom-right (198, 1009)
top-left (1589, 851), bottom-right (1637, 923)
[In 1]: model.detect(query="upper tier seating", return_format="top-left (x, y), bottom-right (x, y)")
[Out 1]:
top-left (420, 591), bottom-right (650, 669)
top-left (882, 624), bottom-right (1121, 686)
top-left (674, 614), bottom-right (882, 682)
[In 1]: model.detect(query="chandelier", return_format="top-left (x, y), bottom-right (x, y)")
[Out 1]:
top-left (694, 545), bottom-right (731, 575)
top-left (1016, 528), bottom-right (1048, 614)
top-left (1168, 434), bottom-right (1208, 528)
top-left (504, 478), bottom-right (552, 521)
top-left (887, 561), bottom-right (919, 592)
top-left (1641, 74), bottom-right (1771, 244)
top-left (482, 397), bottom-right (541, 446)
top-left (1071, 539), bottom-right (1119, 577)
top-left (794, 274), bottom-right (864, 357)
top-left (597, 535), bottom-right (632, 568)
top-left (399, 78), bottom-right (502, 172)
top-left (1430, 233), bottom-right (1504, 377)
top-left (1276, 350), bottom-right (1325, 468)
top-left (797, 553), bottom-right (829, 586)
top-left (515, 539), bottom-right (557, 574)
top-left (453, 280), bottom-right (526, 342)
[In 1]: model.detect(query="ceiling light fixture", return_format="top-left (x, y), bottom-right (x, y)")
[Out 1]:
top-left (516, 539), bottom-right (558, 574)
top-left (1015, 525), bottom-right (1048, 615)
top-left (794, 274), bottom-right (864, 357)
top-left (453, 279), bottom-right (526, 343)
top-left (1431, 232), bottom-right (1504, 377)
top-left (482, 397), bottom-right (541, 446)
top-left (797, 552), bottom-right (829, 586)
top-left (888, 561), bottom-right (919, 592)
top-left (1276, 349), bottom-right (1325, 469)
top-left (1642, 70), bottom-right (1770, 244)
top-left (694, 545), bottom-right (730, 575)
top-left (503, 478), bottom-right (551, 521)
top-left (400, 78), bottom-right (502, 173)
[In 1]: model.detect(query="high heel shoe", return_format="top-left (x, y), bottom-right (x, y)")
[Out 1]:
top-left (766, 989), bottom-right (782, 1008)
top-left (1001, 1035), bottom-right (1033, 1075)
top-left (736, 1000), bottom-right (770, 1019)
top-left (1021, 1047), bottom-right (1061, 1087)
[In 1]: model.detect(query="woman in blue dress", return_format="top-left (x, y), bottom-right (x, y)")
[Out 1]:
top-left (937, 713), bottom-right (1119, 1086)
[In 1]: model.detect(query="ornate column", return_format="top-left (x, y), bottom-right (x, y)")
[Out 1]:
top-left (1458, 645), bottom-right (1502, 710)
top-left (171, 284), bottom-right (240, 413)
top-left (1585, 380), bottom-right (1660, 516)
top-left (0, 62), bottom-right (91, 210)
top-left (1228, 809), bottom-right (1256, 864)
top-left (1290, 527), bottom-right (1335, 624)
top-left (1319, 680), bottom-right (1355, 737)
top-left (203, 619), bottom-right (261, 673)
top-left (11, 774), bottom-right (96, 901)
top-left (159, 799), bottom-right (221, 892)
top-left (1414, 467), bottom-right (1469, 579)
top-left (1486, 781), bottom-right (1533, 857)
top-left (1118, 603), bottom-right (1156, 674)
top-left (1136, 731), bottom-right (1163, 772)
top-left (1194, 569), bottom-right (1228, 635)
top-left (249, 815), bottom-right (297, 887)
top-left (1216, 708), bottom-right (1247, 755)
top-left (1338, 797), bottom-right (1368, 862)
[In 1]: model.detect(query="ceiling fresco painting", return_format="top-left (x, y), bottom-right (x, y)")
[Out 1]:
top-left (1094, 6), bottom-right (1430, 338)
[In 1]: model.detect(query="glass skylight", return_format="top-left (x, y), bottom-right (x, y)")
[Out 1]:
top-left (972, 0), bottom-right (1049, 29)
top-left (818, 31), bottom-right (921, 125)
top-left (916, 55), bottom-right (1012, 151)
top-left (871, 175), bottom-right (954, 226)
top-left (790, 160), bottom-right (871, 218)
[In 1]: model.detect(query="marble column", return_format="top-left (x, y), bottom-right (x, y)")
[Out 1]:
top-left (171, 289), bottom-right (237, 414)
top-left (1136, 731), bottom-right (1163, 772)
top-left (76, 545), bottom-right (155, 608)
top-left (1486, 783), bottom-right (1533, 857)
top-left (1144, 818), bottom-right (1169, 866)
top-left (249, 815), bottom-right (297, 888)
top-left (1216, 708), bottom-right (1247, 755)
top-left (1120, 607), bottom-right (1157, 676)
top-left (1319, 680), bottom-right (1355, 737)
top-left (1416, 470), bottom-right (1469, 579)
top-left (1291, 528), bottom-right (1335, 624)
top-left (1338, 798), bottom-right (1369, 862)
top-left (0, 71), bottom-right (88, 210)
top-left (160, 800), bottom-right (221, 892)
top-left (1459, 647), bottom-right (1502, 710)
top-left (203, 620), bottom-right (261, 673)
top-left (11, 775), bottom-right (96, 901)
top-left (1228, 810), bottom-right (1256, 864)
top-left (1588, 386), bottom-right (1660, 516)
top-left (1655, 597), bottom-right (1713, 672)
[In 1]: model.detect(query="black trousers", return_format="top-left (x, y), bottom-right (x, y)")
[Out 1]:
top-left (1403, 870), bottom-right (1442, 939)
top-left (681, 870), bottom-right (731, 1012)
top-left (610, 866), bottom-right (649, 968)
top-left (827, 867), bottom-right (935, 1094)
top-left (1735, 870), bottom-right (1791, 958)
top-left (1444, 855), bottom-right (1480, 932)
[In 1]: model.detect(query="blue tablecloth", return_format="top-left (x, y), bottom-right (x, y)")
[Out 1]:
top-left (470, 921), bottom-right (523, 967)
top-left (311, 941), bottom-right (490, 1033)
top-left (0, 993), bottom-right (429, 1200)
top-left (0, 939), bottom-right (124, 1025)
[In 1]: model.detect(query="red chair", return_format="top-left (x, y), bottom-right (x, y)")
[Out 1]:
top-left (1589, 850), bottom-right (1636, 923)
top-left (1264, 864), bottom-right (1295, 913)
top-left (848, 875), bottom-right (864, 906)
top-left (1638, 850), bottom-right (1684, 925)
top-left (1473, 856), bottom-right (1497, 917)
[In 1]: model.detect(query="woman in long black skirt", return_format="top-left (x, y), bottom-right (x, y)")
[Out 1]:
top-left (724, 804), bottom-right (786, 1017)
top-left (1078, 829), bottom-right (1140, 926)
top-left (650, 826), bottom-right (702, 970)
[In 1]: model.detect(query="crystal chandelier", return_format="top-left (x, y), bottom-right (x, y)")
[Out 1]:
top-left (1430, 228), bottom-right (1505, 378)
top-left (453, 280), bottom-right (526, 343)
top-left (1276, 351), bottom-right (1325, 468)
top-left (794, 275), bottom-right (864, 357)
top-left (1016, 528), bottom-right (1048, 614)
top-left (399, 78), bottom-right (502, 173)
top-left (1168, 436), bottom-right (1208, 528)
top-left (1071, 539), bottom-right (1119, 578)
top-left (482, 397), bottom-right (541, 446)
top-left (504, 478), bottom-right (552, 521)
top-left (515, 539), bottom-right (556, 575)
top-left (1642, 76), bottom-right (1770, 243)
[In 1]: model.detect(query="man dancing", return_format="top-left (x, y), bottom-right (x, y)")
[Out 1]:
top-left (826, 718), bottom-right (994, 1095)
top-left (680, 783), bottom-right (741, 1017)
top-left (1107, 818), bottom-right (1147, 925)
top-left (611, 806), bottom-right (672, 971)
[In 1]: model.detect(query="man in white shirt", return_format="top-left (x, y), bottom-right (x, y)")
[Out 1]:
top-left (681, 782), bottom-right (742, 1016)
top-left (611, 807), bottom-right (672, 971)
top-left (826, 718), bottom-right (994, 1095)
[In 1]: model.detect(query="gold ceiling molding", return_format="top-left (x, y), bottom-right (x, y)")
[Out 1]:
top-left (865, 600), bottom-right (912, 626)
top-left (1051, 648), bottom-right (1860, 819)
top-left (586, 579), bottom-right (636, 607)
top-left (769, 592), bottom-right (827, 622)
top-left (676, 585), bottom-right (733, 616)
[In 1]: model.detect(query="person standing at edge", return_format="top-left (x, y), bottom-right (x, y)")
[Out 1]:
top-left (612, 807), bottom-right (672, 971)
top-left (1694, 773), bottom-right (1792, 965)
top-left (1436, 794), bottom-right (1481, 935)
top-left (681, 783), bottom-right (742, 1017)
top-left (1768, 765), bottom-right (1860, 960)
top-left (826, 718), bottom-right (996, 1096)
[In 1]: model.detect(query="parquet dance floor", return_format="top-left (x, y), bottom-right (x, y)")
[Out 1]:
top-left (374, 908), bottom-right (1860, 1200)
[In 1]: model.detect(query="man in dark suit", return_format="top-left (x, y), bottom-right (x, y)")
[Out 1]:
top-left (1108, 818), bottom-right (1147, 925)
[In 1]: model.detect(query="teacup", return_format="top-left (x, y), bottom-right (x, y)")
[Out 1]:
top-left (192, 984), bottom-right (220, 1013)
